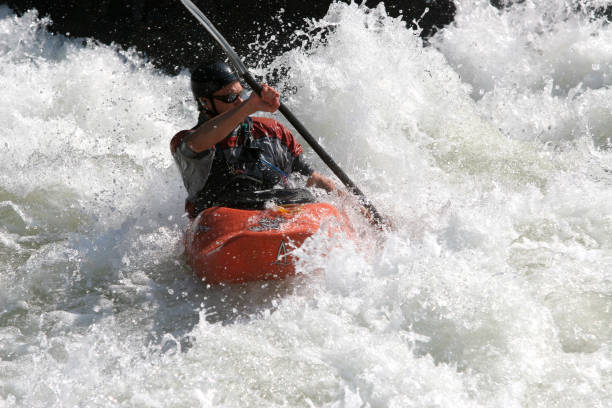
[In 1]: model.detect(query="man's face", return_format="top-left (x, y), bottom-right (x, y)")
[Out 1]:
top-left (202, 81), bottom-right (244, 115)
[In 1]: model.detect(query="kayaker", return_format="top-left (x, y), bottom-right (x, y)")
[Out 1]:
top-left (171, 61), bottom-right (337, 218)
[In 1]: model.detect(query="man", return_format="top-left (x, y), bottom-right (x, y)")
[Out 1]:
top-left (171, 61), bottom-right (336, 217)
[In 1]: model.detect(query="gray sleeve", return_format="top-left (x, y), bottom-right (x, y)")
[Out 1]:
top-left (173, 140), bottom-right (215, 200)
top-left (177, 138), bottom-right (202, 159)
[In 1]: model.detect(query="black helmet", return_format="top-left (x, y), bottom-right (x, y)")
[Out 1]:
top-left (190, 61), bottom-right (239, 101)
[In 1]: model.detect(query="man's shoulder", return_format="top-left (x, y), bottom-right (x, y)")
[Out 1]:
top-left (250, 117), bottom-right (302, 156)
top-left (170, 129), bottom-right (193, 154)
top-left (251, 116), bottom-right (293, 139)
top-left (251, 116), bottom-right (287, 131)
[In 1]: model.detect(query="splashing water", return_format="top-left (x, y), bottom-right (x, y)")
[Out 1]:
top-left (1, 1), bottom-right (612, 406)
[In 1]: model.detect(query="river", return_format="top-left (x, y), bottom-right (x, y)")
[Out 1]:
top-left (1, 1), bottom-right (612, 406)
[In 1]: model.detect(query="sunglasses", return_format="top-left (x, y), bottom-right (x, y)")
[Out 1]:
top-left (211, 91), bottom-right (244, 104)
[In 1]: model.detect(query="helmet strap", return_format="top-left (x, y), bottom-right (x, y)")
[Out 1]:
top-left (209, 98), bottom-right (219, 116)
top-left (195, 97), bottom-right (218, 125)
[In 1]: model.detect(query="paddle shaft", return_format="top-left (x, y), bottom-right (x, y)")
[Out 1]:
top-left (241, 73), bottom-right (383, 223)
top-left (180, 0), bottom-right (384, 226)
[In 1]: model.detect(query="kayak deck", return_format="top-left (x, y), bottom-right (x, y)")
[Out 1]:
top-left (185, 202), bottom-right (350, 284)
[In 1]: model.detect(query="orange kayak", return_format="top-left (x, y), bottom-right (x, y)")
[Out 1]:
top-left (185, 202), bottom-right (351, 284)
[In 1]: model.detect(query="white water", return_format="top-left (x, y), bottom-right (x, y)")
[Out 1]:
top-left (1, 1), bottom-right (612, 406)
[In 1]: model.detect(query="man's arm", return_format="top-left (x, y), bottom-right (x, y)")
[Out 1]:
top-left (308, 171), bottom-right (391, 228)
top-left (185, 84), bottom-right (280, 152)
top-left (306, 171), bottom-right (336, 193)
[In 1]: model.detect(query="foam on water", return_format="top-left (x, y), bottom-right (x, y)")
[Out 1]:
top-left (1, 1), bottom-right (612, 407)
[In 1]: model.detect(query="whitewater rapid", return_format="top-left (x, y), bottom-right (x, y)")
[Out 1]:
top-left (1, 1), bottom-right (612, 406)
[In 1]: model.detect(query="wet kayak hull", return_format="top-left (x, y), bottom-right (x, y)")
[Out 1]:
top-left (184, 203), bottom-right (350, 284)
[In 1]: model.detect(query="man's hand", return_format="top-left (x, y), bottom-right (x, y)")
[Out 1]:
top-left (246, 84), bottom-right (280, 113)
top-left (186, 83), bottom-right (281, 152)
top-left (306, 171), bottom-right (336, 193)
